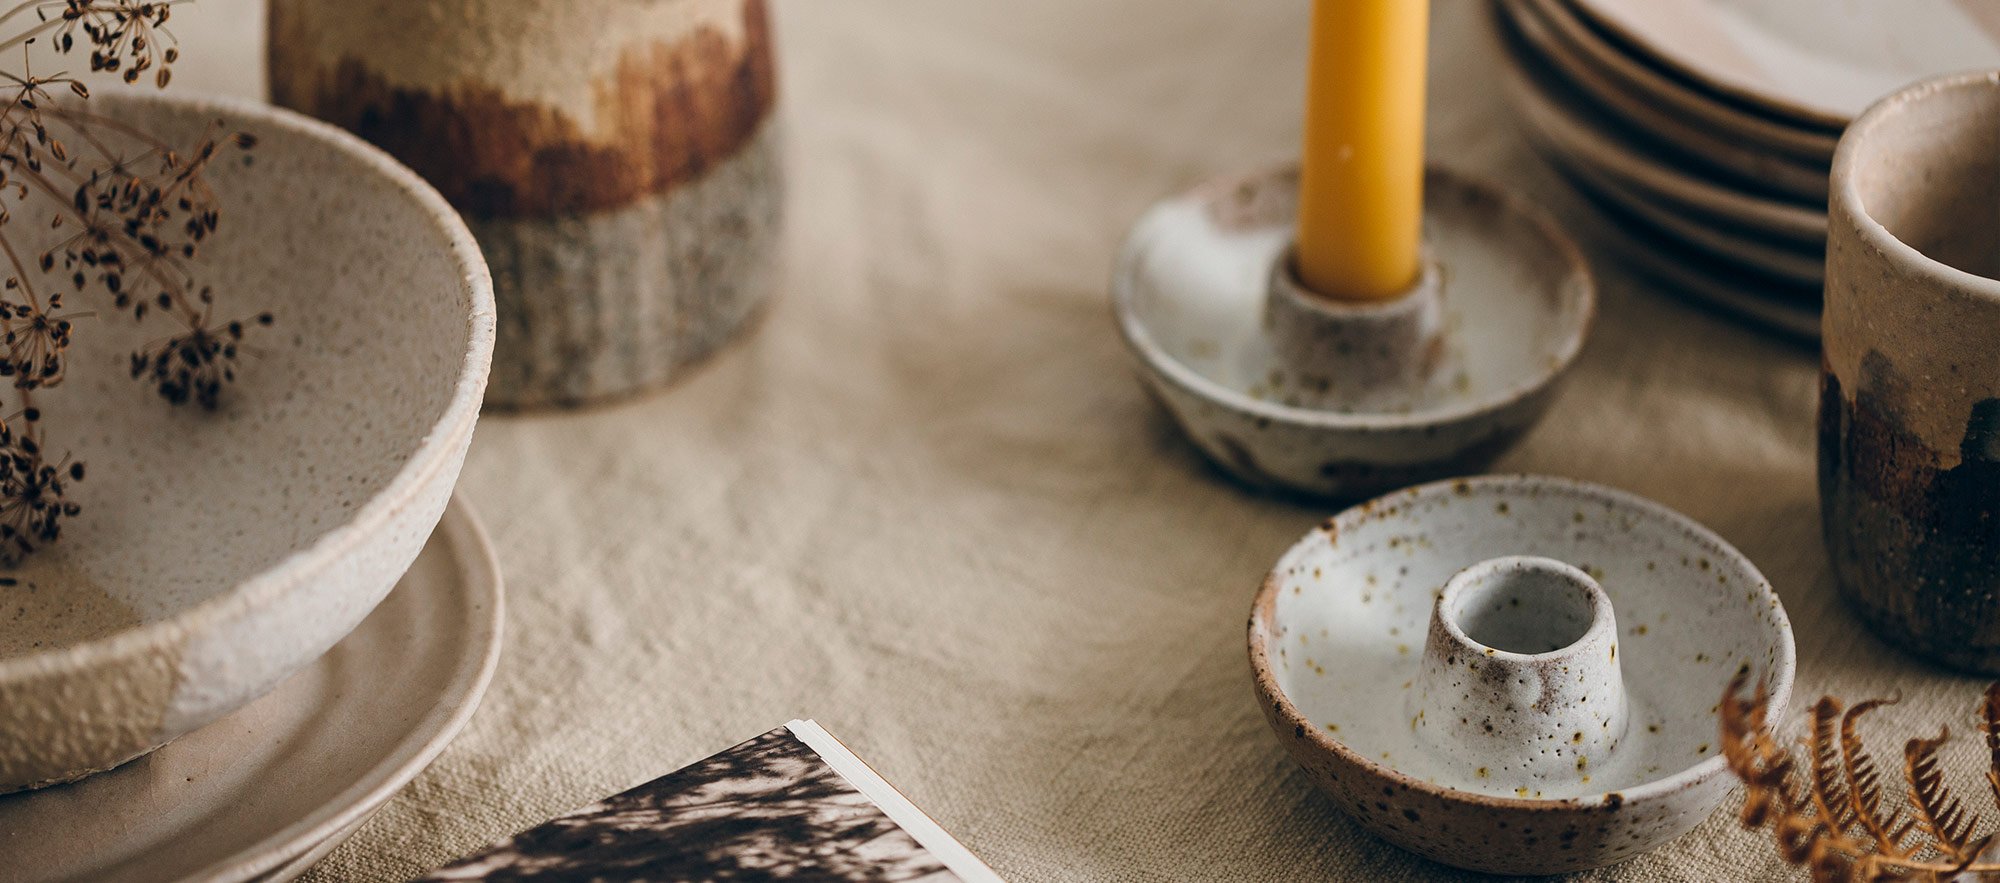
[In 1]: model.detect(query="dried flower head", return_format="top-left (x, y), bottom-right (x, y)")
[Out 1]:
top-left (37, 1), bottom-right (180, 87)
top-left (1721, 672), bottom-right (2000, 881)
top-left (0, 407), bottom-right (79, 565)
top-left (130, 308), bottom-right (268, 408)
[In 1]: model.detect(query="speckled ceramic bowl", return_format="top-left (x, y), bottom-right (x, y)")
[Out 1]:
top-left (0, 92), bottom-right (494, 791)
top-left (1248, 475), bottom-right (1795, 874)
top-left (1112, 164), bottom-right (1593, 500)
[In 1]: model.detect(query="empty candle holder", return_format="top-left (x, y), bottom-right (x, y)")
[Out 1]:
top-left (1112, 163), bottom-right (1593, 499)
top-left (1411, 556), bottom-right (1630, 788)
top-left (1247, 475), bottom-right (1796, 874)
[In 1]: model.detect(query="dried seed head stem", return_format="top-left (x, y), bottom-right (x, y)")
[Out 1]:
top-left (0, 0), bottom-right (266, 567)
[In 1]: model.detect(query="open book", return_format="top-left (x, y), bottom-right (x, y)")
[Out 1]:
top-left (420, 721), bottom-right (1003, 881)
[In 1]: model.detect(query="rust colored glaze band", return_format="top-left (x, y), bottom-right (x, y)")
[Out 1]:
top-left (269, 0), bottom-right (776, 219)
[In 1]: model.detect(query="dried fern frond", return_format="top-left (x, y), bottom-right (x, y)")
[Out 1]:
top-left (1907, 727), bottom-right (1981, 865)
top-left (1721, 673), bottom-right (2000, 881)
top-left (1842, 698), bottom-right (1918, 857)
top-left (1811, 697), bottom-right (1859, 834)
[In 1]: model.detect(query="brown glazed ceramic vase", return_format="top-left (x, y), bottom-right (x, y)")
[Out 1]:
top-left (1821, 72), bottom-right (2000, 673)
top-left (268, 0), bottom-right (782, 408)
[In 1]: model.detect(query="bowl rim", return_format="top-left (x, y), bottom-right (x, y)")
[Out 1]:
top-left (1110, 163), bottom-right (1596, 434)
top-left (0, 91), bottom-right (496, 681)
top-left (1246, 473), bottom-right (1798, 812)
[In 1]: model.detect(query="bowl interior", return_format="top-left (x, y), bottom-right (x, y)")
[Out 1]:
top-left (1119, 166), bottom-right (1590, 423)
top-left (0, 94), bottom-right (476, 659)
top-left (1258, 477), bottom-right (1792, 800)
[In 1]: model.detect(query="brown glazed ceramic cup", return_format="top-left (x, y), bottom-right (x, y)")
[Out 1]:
top-left (1821, 71), bottom-right (2000, 673)
top-left (269, 0), bottom-right (782, 408)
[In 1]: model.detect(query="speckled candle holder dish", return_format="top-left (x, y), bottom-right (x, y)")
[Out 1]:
top-left (1112, 163), bottom-right (1593, 499)
top-left (1247, 475), bottom-right (1796, 874)
top-left (0, 93), bottom-right (494, 792)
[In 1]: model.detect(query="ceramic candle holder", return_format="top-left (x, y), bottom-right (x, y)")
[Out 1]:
top-left (1821, 71), bottom-right (2000, 673)
top-left (1112, 164), bottom-right (1593, 500)
top-left (1248, 475), bottom-right (1796, 874)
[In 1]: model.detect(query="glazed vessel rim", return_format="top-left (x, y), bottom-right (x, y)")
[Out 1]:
top-left (1247, 473), bottom-right (1799, 811)
top-left (1433, 555), bottom-right (1615, 663)
top-left (1111, 163), bottom-right (1596, 433)
top-left (1832, 69), bottom-right (2000, 301)
top-left (0, 90), bottom-right (498, 680)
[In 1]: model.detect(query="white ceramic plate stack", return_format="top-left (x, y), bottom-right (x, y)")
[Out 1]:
top-left (1492, 0), bottom-right (2000, 340)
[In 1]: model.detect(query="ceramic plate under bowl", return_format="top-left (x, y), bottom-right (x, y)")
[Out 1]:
top-left (1248, 476), bottom-right (1796, 874)
top-left (0, 92), bottom-right (495, 791)
top-left (1568, 0), bottom-right (2000, 128)
top-left (1498, 38), bottom-right (1827, 249)
top-left (0, 497), bottom-right (502, 883)
top-left (1112, 164), bottom-right (1593, 500)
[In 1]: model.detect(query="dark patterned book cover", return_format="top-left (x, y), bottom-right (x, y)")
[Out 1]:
top-left (420, 721), bottom-right (1001, 882)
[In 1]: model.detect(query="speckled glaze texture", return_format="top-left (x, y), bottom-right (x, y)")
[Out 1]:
top-left (1112, 164), bottom-right (1593, 500)
top-left (1821, 71), bottom-right (2000, 673)
top-left (1248, 476), bottom-right (1796, 874)
top-left (269, 0), bottom-right (782, 408)
top-left (0, 499), bottom-right (503, 883)
top-left (1264, 257), bottom-right (1445, 412)
top-left (1412, 556), bottom-right (1631, 790)
top-left (0, 93), bottom-right (495, 792)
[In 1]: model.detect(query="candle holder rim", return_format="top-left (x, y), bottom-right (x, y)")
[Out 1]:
top-left (1246, 473), bottom-right (1798, 811)
top-left (1111, 161), bottom-right (1596, 432)
top-left (1432, 554), bottom-right (1615, 663)
top-left (1269, 245), bottom-right (1443, 319)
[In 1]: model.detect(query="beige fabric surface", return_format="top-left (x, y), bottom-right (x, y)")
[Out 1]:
top-left (123, 1), bottom-right (1996, 880)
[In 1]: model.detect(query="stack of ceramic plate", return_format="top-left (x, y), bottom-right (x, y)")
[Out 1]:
top-left (1493, 0), bottom-right (2000, 340)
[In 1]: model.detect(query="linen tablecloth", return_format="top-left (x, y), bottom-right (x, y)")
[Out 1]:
top-left (137, 1), bottom-right (1987, 879)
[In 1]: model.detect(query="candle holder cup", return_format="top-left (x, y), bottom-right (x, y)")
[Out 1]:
top-left (1411, 556), bottom-right (1631, 789)
top-left (1264, 252), bottom-right (1445, 413)
top-left (1113, 163), bottom-right (1593, 499)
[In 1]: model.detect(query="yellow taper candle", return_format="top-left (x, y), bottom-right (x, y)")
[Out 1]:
top-left (1295, 0), bottom-right (1429, 301)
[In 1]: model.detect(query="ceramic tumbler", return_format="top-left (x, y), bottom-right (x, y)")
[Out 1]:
top-left (269, 0), bottom-right (782, 408)
top-left (1821, 72), bottom-right (2000, 672)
